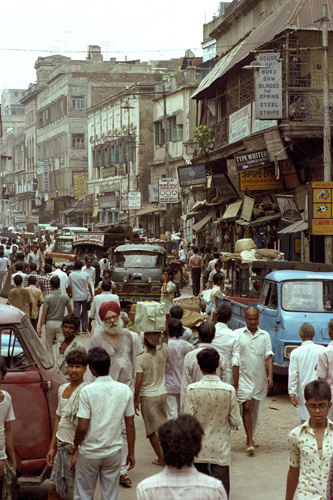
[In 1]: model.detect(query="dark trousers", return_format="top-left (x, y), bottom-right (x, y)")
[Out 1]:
top-left (30, 318), bottom-right (38, 331)
top-left (73, 300), bottom-right (88, 331)
top-left (191, 268), bottom-right (201, 296)
top-left (195, 463), bottom-right (230, 497)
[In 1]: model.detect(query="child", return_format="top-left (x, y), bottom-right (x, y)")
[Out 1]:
top-left (47, 350), bottom-right (87, 499)
top-left (285, 379), bottom-right (333, 500)
top-left (210, 273), bottom-right (225, 319)
top-left (0, 356), bottom-right (16, 498)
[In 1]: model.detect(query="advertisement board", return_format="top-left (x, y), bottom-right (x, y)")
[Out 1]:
top-left (310, 182), bottom-right (333, 235)
top-left (240, 166), bottom-right (283, 191)
top-left (73, 233), bottom-right (105, 246)
top-left (255, 52), bottom-right (283, 119)
top-left (158, 178), bottom-right (179, 204)
top-left (128, 192), bottom-right (142, 210)
top-left (148, 184), bottom-right (159, 203)
top-left (43, 163), bottom-right (49, 193)
top-left (121, 193), bottom-right (129, 211)
top-left (234, 149), bottom-right (271, 172)
top-left (73, 172), bottom-right (86, 200)
top-left (46, 200), bottom-right (54, 211)
top-left (177, 164), bottom-right (206, 187)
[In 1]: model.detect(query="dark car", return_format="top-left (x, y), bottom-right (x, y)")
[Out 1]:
top-left (0, 305), bottom-right (64, 495)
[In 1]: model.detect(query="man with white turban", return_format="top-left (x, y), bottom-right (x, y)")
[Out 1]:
top-left (89, 301), bottom-right (135, 487)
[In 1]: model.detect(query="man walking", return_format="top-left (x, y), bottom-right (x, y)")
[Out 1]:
top-left (38, 276), bottom-right (72, 354)
top-left (317, 319), bottom-right (333, 421)
top-left (235, 306), bottom-right (273, 453)
top-left (0, 249), bottom-right (9, 291)
top-left (68, 261), bottom-right (93, 334)
top-left (189, 247), bottom-right (202, 296)
top-left (89, 301), bottom-right (134, 487)
top-left (71, 347), bottom-right (135, 500)
top-left (7, 275), bottom-right (32, 317)
top-left (185, 348), bottom-right (241, 497)
top-left (181, 321), bottom-right (227, 411)
top-left (53, 263), bottom-right (69, 295)
top-left (212, 304), bottom-right (240, 390)
top-left (136, 414), bottom-right (227, 500)
top-left (289, 322), bottom-right (325, 423)
top-left (26, 275), bottom-right (44, 331)
top-left (47, 350), bottom-right (87, 499)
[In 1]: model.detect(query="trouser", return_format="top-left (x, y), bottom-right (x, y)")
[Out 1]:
top-left (30, 317), bottom-right (38, 332)
top-left (120, 418), bottom-right (128, 475)
top-left (74, 300), bottom-right (88, 331)
top-left (73, 450), bottom-right (121, 500)
top-left (45, 320), bottom-right (64, 354)
top-left (195, 463), bottom-right (230, 498)
top-left (0, 271), bottom-right (7, 291)
top-left (166, 394), bottom-right (180, 420)
top-left (191, 268), bottom-right (201, 296)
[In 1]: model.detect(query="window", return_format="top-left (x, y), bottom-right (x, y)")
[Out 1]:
top-left (118, 144), bottom-right (123, 162)
top-left (71, 97), bottom-right (84, 110)
top-left (282, 280), bottom-right (333, 312)
top-left (154, 122), bottom-right (165, 146)
top-left (72, 134), bottom-right (85, 149)
top-left (14, 91), bottom-right (18, 97)
top-left (111, 145), bottom-right (115, 163)
top-left (259, 282), bottom-right (278, 309)
top-left (126, 143), bottom-right (131, 161)
top-left (98, 150), bottom-right (102, 167)
top-left (104, 148), bottom-right (108, 166)
top-left (0, 327), bottom-right (30, 370)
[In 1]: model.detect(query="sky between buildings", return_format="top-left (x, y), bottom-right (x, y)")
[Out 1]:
top-left (0, 0), bottom-right (227, 90)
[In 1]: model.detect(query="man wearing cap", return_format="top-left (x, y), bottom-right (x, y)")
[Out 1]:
top-left (89, 301), bottom-right (135, 488)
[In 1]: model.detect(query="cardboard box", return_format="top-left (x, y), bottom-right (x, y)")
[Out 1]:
top-left (134, 302), bottom-right (165, 332)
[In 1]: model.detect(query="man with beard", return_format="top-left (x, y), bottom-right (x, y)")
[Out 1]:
top-left (89, 301), bottom-right (134, 488)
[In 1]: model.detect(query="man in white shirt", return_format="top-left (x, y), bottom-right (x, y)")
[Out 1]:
top-left (136, 414), bottom-right (227, 500)
top-left (67, 261), bottom-right (93, 333)
top-left (288, 322), bottom-right (325, 423)
top-left (235, 306), bottom-right (273, 453)
top-left (10, 262), bottom-right (27, 286)
top-left (0, 249), bottom-right (9, 290)
top-left (185, 348), bottom-right (241, 497)
top-left (210, 273), bottom-right (225, 318)
top-left (82, 257), bottom-right (96, 296)
top-left (317, 319), bottom-right (333, 421)
top-left (181, 321), bottom-right (227, 411)
top-left (88, 280), bottom-right (120, 335)
top-left (212, 304), bottom-right (240, 389)
top-left (71, 347), bottom-right (135, 500)
top-left (53, 263), bottom-right (69, 295)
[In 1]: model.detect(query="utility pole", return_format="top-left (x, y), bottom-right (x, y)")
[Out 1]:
top-left (322, 4), bottom-right (333, 264)
top-left (163, 81), bottom-right (171, 234)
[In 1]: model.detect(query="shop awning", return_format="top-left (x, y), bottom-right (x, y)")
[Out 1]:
top-left (278, 218), bottom-right (308, 234)
top-left (188, 200), bottom-right (206, 212)
top-left (192, 207), bottom-right (218, 233)
top-left (180, 211), bottom-right (202, 221)
top-left (236, 214), bottom-right (281, 226)
top-left (92, 206), bottom-right (99, 217)
top-left (221, 200), bottom-right (243, 220)
top-left (136, 204), bottom-right (166, 216)
top-left (73, 194), bottom-right (94, 215)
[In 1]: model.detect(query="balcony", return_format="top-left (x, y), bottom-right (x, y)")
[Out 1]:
top-left (288, 88), bottom-right (333, 122)
top-left (16, 183), bottom-right (36, 195)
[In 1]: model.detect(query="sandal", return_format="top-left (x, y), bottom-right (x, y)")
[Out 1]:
top-left (152, 460), bottom-right (164, 466)
top-left (119, 474), bottom-right (132, 487)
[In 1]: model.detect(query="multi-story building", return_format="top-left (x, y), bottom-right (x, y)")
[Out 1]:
top-left (87, 83), bottom-right (155, 227)
top-left (190, 0), bottom-right (333, 261)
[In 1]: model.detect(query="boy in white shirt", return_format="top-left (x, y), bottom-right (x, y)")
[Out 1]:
top-left (210, 273), bottom-right (225, 318)
top-left (0, 356), bottom-right (16, 495)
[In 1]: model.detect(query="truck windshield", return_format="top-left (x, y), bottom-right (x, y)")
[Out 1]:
top-left (282, 280), bottom-right (333, 312)
top-left (115, 252), bottom-right (162, 269)
top-left (54, 239), bottom-right (73, 252)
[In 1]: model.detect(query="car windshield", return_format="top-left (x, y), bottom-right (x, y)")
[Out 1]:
top-left (282, 280), bottom-right (333, 312)
top-left (77, 248), bottom-right (105, 260)
top-left (115, 251), bottom-right (162, 269)
top-left (19, 317), bottom-right (54, 369)
top-left (54, 239), bottom-right (73, 252)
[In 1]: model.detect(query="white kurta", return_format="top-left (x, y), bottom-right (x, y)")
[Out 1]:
top-left (288, 340), bottom-right (325, 421)
top-left (235, 326), bottom-right (274, 403)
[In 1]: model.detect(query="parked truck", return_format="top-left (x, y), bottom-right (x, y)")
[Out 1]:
top-left (219, 262), bottom-right (333, 376)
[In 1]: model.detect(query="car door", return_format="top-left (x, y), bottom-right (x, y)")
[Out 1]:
top-left (0, 326), bottom-right (52, 475)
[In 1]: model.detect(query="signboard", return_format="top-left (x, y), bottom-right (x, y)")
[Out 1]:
top-left (99, 193), bottom-right (117, 209)
top-left (73, 172), bottom-right (86, 200)
top-left (234, 149), bottom-right (271, 173)
top-left (103, 167), bottom-right (117, 178)
top-left (213, 173), bottom-right (238, 200)
top-left (177, 164), bottom-right (206, 187)
top-left (240, 196), bottom-right (255, 221)
top-left (46, 200), bottom-right (54, 211)
top-left (240, 166), bottom-right (283, 191)
top-left (121, 193), bottom-right (129, 211)
top-left (73, 233), bottom-right (105, 246)
top-left (229, 103), bottom-right (252, 144)
top-left (148, 184), bottom-right (159, 203)
top-left (43, 163), bottom-right (49, 193)
top-left (117, 164), bottom-right (127, 176)
top-left (264, 130), bottom-right (288, 162)
top-left (128, 192), bottom-right (141, 210)
top-left (255, 52), bottom-right (283, 119)
top-left (226, 159), bottom-right (237, 175)
top-left (14, 215), bottom-right (39, 224)
top-left (310, 182), bottom-right (333, 235)
top-left (158, 178), bottom-right (179, 204)
top-left (279, 160), bottom-right (299, 189)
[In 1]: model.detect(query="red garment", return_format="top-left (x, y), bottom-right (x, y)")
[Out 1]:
top-left (99, 301), bottom-right (121, 320)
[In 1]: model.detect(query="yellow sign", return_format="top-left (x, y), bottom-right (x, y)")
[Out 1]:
top-left (73, 172), bottom-right (87, 200)
top-left (311, 182), bottom-right (333, 235)
top-left (46, 200), bottom-right (54, 211)
top-left (240, 166), bottom-right (283, 191)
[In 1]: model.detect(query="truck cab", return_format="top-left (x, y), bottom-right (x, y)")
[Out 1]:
top-left (111, 244), bottom-right (166, 305)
